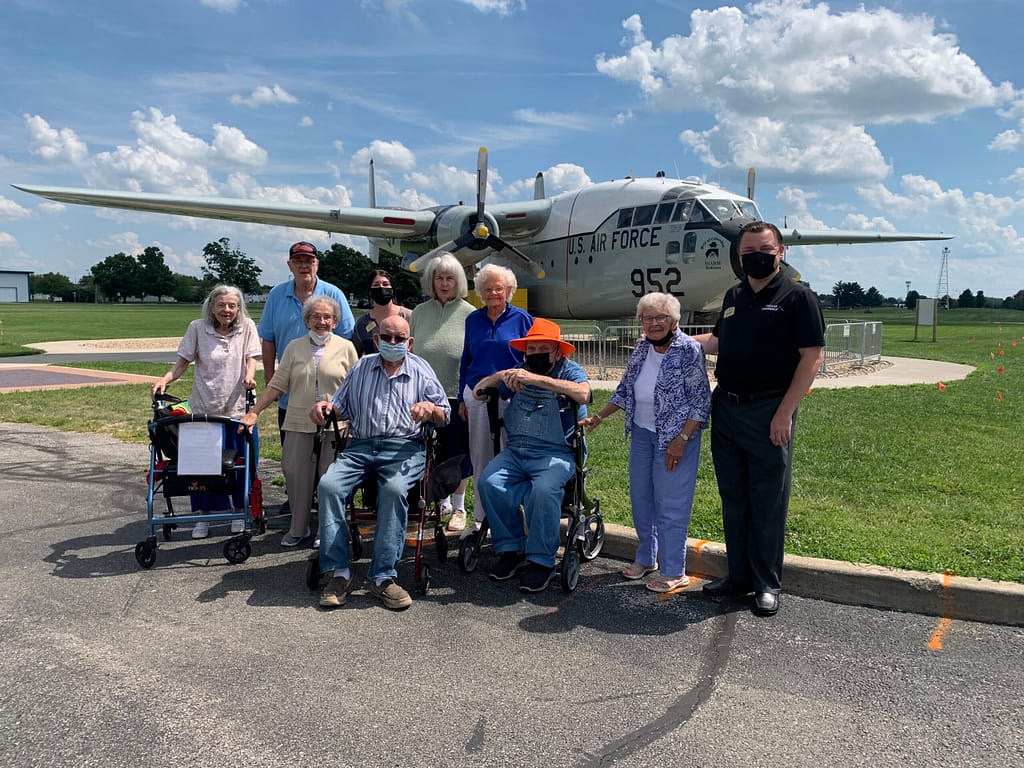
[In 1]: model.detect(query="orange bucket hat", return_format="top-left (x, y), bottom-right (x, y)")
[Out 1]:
top-left (509, 318), bottom-right (575, 356)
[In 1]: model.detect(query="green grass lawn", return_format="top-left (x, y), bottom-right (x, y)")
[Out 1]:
top-left (2, 303), bottom-right (1022, 582)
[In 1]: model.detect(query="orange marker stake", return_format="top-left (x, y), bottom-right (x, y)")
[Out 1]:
top-left (927, 573), bottom-right (954, 651)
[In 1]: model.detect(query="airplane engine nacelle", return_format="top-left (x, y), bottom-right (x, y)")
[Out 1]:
top-left (434, 206), bottom-right (500, 251)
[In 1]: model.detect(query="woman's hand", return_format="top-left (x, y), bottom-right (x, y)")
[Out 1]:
top-left (151, 380), bottom-right (166, 397)
top-left (665, 435), bottom-right (687, 472)
top-left (458, 401), bottom-right (468, 421)
top-left (242, 375), bottom-right (257, 391)
top-left (579, 415), bottom-right (603, 434)
top-left (238, 410), bottom-right (258, 434)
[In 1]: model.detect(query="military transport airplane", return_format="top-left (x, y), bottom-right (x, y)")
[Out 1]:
top-left (13, 147), bottom-right (952, 322)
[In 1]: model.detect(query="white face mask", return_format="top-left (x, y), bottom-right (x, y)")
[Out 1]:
top-left (308, 330), bottom-right (331, 346)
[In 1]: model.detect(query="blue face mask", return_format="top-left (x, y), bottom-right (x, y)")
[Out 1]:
top-left (378, 340), bottom-right (407, 362)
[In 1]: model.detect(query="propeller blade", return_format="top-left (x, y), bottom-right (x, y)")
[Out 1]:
top-left (485, 234), bottom-right (545, 279)
top-left (747, 167), bottom-right (756, 201)
top-left (534, 172), bottom-right (545, 200)
top-left (368, 159), bottom-right (379, 262)
top-left (476, 146), bottom-right (487, 223)
top-left (404, 241), bottom-right (456, 273)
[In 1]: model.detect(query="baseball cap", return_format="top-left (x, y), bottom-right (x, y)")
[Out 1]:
top-left (289, 242), bottom-right (317, 259)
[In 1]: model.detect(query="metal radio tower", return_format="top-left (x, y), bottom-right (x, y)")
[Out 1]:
top-left (936, 246), bottom-right (950, 309)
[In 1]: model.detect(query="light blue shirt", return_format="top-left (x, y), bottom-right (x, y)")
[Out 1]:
top-left (331, 352), bottom-right (450, 440)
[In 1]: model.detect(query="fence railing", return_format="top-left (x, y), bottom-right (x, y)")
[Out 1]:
top-left (566, 320), bottom-right (882, 379)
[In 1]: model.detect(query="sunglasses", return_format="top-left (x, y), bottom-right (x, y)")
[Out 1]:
top-left (377, 334), bottom-right (409, 344)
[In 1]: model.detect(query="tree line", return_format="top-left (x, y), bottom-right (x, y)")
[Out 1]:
top-left (823, 281), bottom-right (1024, 311)
top-left (30, 238), bottom-right (422, 306)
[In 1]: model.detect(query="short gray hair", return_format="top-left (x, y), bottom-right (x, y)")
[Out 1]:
top-left (302, 294), bottom-right (342, 325)
top-left (635, 292), bottom-right (681, 324)
top-left (202, 284), bottom-right (250, 330)
top-left (474, 263), bottom-right (517, 301)
top-left (421, 252), bottom-right (468, 300)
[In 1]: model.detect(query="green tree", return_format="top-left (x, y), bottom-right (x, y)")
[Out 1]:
top-left (90, 253), bottom-right (142, 302)
top-left (863, 286), bottom-right (884, 307)
top-left (201, 238), bottom-right (262, 294)
top-left (171, 273), bottom-right (207, 303)
top-left (832, 281), bottom-right (866, 309)
top-left (30, 272), bottom-right (76, 301)
top-left (975, 290), bottom-right (986, 309)
top-left (905, 290), bottom-right (920, 309)
top-left (958, 288), bottom-right (974, 307)
top-left (319, 242), bottom-right (373, 301)
top-left (137, 246), bottom-right (176, 301)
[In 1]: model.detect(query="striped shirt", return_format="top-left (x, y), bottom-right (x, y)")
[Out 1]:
top-left (330, 352), bottom-right (450, 439)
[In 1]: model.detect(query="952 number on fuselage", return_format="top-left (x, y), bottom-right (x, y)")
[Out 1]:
top-left (630, 267), bottom-right (684, 298)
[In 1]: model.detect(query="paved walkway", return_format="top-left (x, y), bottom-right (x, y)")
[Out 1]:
top-left (1, 340), bottom-right (1019, 626)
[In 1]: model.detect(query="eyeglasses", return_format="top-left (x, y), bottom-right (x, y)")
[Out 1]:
top-left (309, 313), bottom-right (335, 322)
top-left (377, 334), bottom-right (409, 344)
top-left (290, 256), bottom-right (317, 264)
top-left (481, 286), bottom-right (506, 294)
top-left (640, 314), bottom-right (670, 325)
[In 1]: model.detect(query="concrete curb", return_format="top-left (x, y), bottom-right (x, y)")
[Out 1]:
top-left (597, 522), bottom-right (1024, 627)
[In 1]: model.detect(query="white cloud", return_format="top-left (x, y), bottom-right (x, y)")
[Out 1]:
top-left (0, 195), bottom-right (31, 220)
top-left (595, 1), bottom-right (1014, 179)
top-left (211, 123), bottom-right (267, 167)
top-left (457, 0), bottom-right (525, 15)
top-left (514, 108), bottom-right (595, 132)
top-left (24, 114), bottom-right (89, 166)
top-left (351, 140), bottom-right (416, 173)
top-left (229, 84), bottom-right (299, 107)
top-left (0, 232), bottom-right (17, 248)
top-left (200, 0), bottom-right (243, 12)
top-left (299, 116), bottom-right (314, 128)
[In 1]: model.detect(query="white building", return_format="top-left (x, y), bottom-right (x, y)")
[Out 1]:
top-left (0, 270), bottom-right (32, 303)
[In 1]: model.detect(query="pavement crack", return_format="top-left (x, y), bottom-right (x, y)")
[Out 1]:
top-left (577, 609), bottom-right (739, 767)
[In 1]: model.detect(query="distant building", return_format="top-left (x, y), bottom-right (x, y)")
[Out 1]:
top-left (0, 270), bottom-right (32, 303)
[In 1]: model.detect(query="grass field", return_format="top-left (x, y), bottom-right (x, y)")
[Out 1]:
top-left (2, 302), bottom-right (1022, 582)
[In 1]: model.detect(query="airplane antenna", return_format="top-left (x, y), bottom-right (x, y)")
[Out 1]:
top-left (936, 246), bottom-right (950, 309)
top-left (673, 160), bottom-right (681, 180)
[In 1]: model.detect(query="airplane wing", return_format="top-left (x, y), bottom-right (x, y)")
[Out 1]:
top-left (11, 184), bottom-right (437, 239)
top-left (782, 228), bottom-right (953, 246)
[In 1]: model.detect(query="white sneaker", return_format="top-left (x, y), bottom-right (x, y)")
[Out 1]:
top-left (459, 519), bottom-right (481, 540)
top-left (191, 521), bottom-right (210, 539)
top-left (446, 508), bottom-right (467, 532)
top-left (230, 517), bottom-right (245, 534)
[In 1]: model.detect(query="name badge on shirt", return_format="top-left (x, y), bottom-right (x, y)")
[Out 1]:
top-left (723, 306), bottom-right (736, 318)
top-left (366, 320), bottom-right (377, 332)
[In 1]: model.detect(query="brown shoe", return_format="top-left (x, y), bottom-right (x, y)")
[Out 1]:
top-left (319, 574), bottom-right (354, 608)
top-left (368, 578), bottom-right (412, 610)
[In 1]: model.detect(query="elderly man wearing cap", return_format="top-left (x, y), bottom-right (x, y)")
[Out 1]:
top-left (472, 318), bottom-right (591, 592)
top-left (258, 242), bottom-right (356, 438)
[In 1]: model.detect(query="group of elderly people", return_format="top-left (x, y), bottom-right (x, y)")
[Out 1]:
top-left (153, 239), bottom-right (712, 611)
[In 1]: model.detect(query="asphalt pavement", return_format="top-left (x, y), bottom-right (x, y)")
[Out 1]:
top-left (0, 421), bottom-right (1022, 767)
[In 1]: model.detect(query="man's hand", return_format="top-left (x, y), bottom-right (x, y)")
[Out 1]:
top-left (310, 401), bottom-right (334, 426)
top-left (410, 401), bottom-right (437, 424)
top-left (238, 411), bottom-right (258, 434)
top-left (500, 367), bottom-right (540, 393)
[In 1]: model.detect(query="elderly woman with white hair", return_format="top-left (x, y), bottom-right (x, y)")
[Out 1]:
top-left (240, 295), bottom-right (357, 546)
top-left (457, 264), bottom-right (534, 532)
top-left (581, 292), bottom-right (711, 592)
top-left (409, 253), bottom-right (476, 530)
top-left (152, 284), bottom-right (261, 539)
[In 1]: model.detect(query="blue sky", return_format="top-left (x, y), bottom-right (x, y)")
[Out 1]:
top-left (2, 0), bottom-right (1023, 303)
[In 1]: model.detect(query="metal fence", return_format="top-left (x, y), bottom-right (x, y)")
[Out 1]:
top-left (566, 320), bottom-right (882, 380)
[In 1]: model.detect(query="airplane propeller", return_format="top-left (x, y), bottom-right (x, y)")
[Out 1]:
top-left (405, 147), bottom-right (546, 279)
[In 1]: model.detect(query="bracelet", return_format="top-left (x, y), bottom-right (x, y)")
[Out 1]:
top-left (594, 414), bottom-right (603, 423)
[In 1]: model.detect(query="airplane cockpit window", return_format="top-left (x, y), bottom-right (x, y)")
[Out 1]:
top-left (617, 209), bottom-right (633, 229)
top-left (735, 200), bottom-right (761, 220)
top-left (671, 199), bottom-right (694, 223)
top-left (704, 199), bottom-right (737, 221)
top-left (654, 203), bottom-right (675, 224)
top-left (632, 204), bottom-right (656, 227)
top-left (688, 201), bottom-right (716, 223)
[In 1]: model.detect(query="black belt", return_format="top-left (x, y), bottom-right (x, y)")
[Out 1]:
top-left (721, 388), bottom-right (786, 404)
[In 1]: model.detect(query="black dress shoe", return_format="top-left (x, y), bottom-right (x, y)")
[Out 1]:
top-left (702, 577), bottom-right (752, 598)
top-left (753, 591), bottom-right (780, 616)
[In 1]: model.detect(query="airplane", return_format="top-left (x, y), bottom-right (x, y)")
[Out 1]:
top-left (13, 147), bottom-right (952, 322)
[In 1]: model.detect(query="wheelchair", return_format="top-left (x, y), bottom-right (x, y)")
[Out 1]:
top-left (304, 413), bottom-right (463, 596)
top-left (456, 388), bottom-right (605, 592)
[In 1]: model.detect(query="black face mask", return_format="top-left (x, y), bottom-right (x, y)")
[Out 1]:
top-left (525, 352), bottom-right (553, 375)
top-left (369, 286), bottom-right (394, 305)
top-left (741, 251), bottom-right (778, 280)
top-left (646, 330), bottom-right (675, 347)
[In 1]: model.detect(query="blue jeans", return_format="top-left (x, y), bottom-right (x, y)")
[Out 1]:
top-left (628, 426), bottom-right (701, 579)
top-left (317, 437), bottom-right (425, 582)
top-left (478, 443), bottom-right (574, 569)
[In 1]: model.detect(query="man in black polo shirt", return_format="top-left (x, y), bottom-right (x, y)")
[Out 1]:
top-left (694, 221), bottom-right (824, 616)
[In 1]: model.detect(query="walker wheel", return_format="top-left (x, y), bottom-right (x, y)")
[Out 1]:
top-left (560, 548), bottom-right (581, 592)
top-left (350, 524), bottom-right (364, 561)
top-left (135, 540), bottom-right (157, 569)
top-left (578, 515), bottom-right (605, 562)
top-left (305, 555), bottom-right (322, 591)
top-left (223, 537), bottom-right (251, 564)
top-left (162, 523), bottom-right (176, 541)
top-left (458, 533), bottom-right (480, 574)
top-left (415, 563), bottom-right (431, 596)
top-left (434, 526), bottom-right (448, 563)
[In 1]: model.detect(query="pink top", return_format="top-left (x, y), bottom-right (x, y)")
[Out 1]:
top-left (176, 318), bottom-right (261, 417)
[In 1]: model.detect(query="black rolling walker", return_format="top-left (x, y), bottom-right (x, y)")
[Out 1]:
top-left (456, 387), bottom-right (605, 591)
